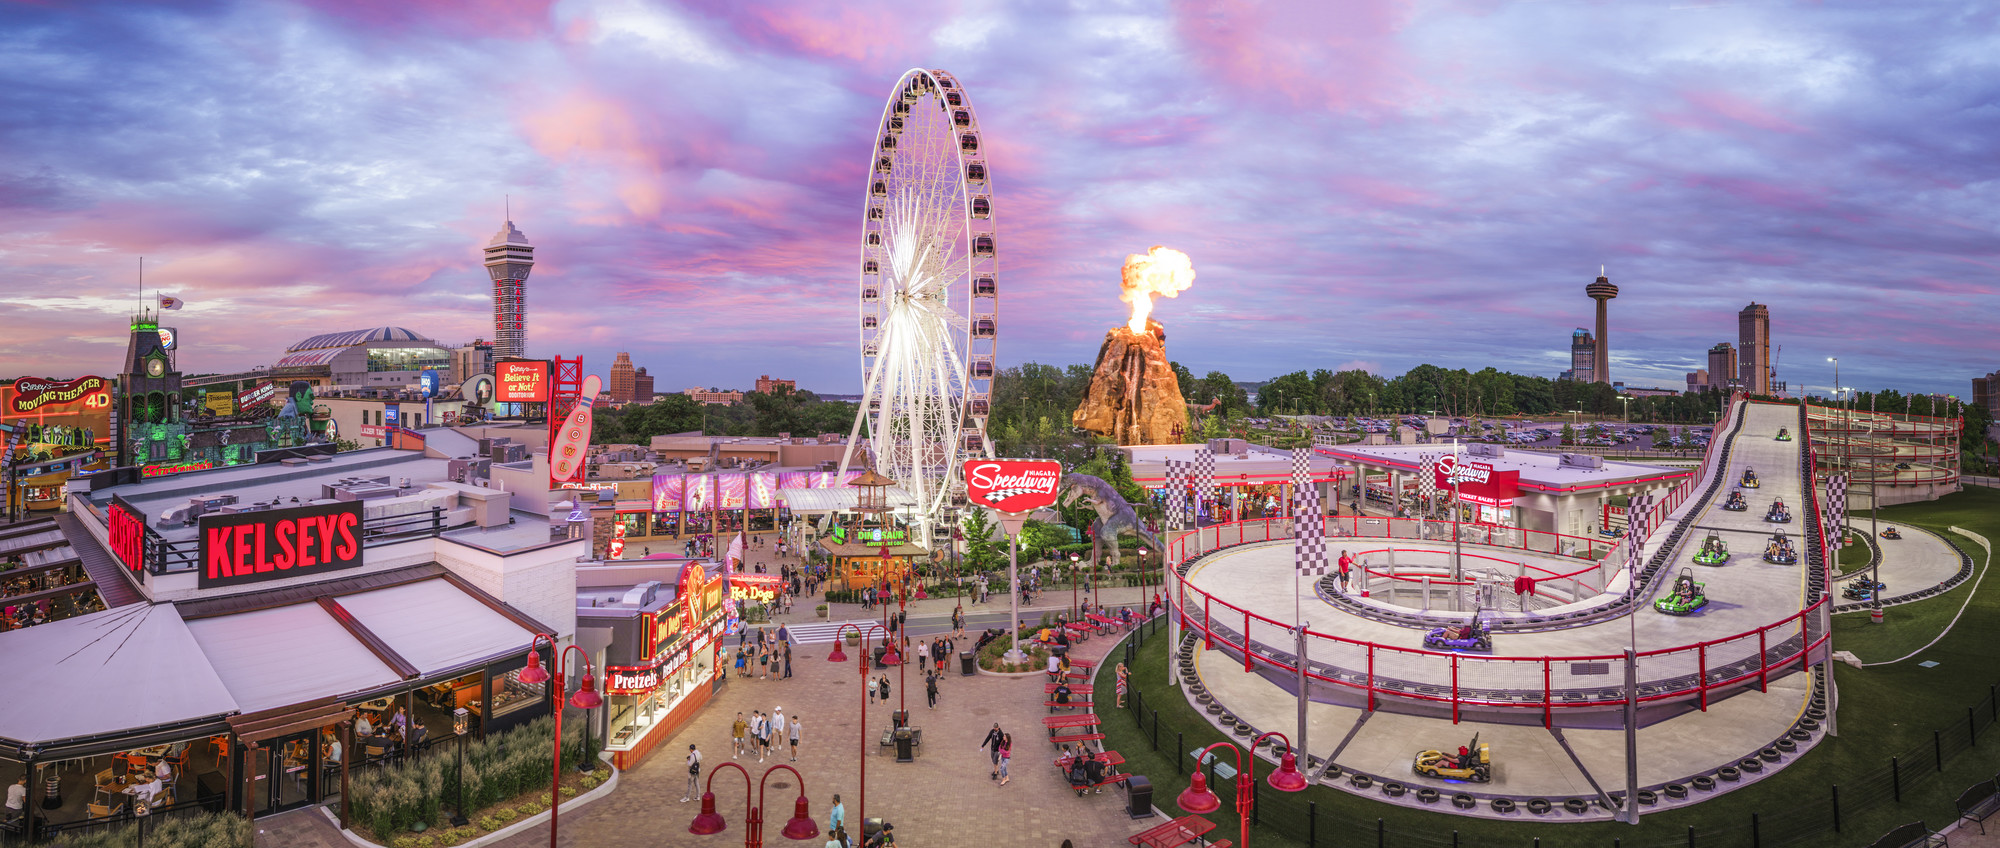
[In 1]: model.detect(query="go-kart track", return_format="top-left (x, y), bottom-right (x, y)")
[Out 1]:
top-left (1162, 399), bottom-right (1964, 819)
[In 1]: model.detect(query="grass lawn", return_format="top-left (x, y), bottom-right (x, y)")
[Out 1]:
top-left (1096, 487), bottom-right (2000, 848)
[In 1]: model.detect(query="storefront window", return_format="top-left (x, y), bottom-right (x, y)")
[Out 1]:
top-left (489, 667), bottom-right (546, 720)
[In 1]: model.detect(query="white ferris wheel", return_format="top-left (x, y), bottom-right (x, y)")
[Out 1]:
top-left (841, 68), bottom-right (998, 550)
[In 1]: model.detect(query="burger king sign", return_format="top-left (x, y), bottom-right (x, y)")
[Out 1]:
top-left (964, 459), bottom-right (1063, 514)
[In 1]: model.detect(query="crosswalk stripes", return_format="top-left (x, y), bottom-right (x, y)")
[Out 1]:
top-left (781, 620), bottom-right (877, 645)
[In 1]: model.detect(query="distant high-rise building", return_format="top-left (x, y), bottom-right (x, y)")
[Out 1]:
top-left (685, 387), bottom-right (744, 406)
top-left (1585, 271), bottom-right (1618, 385)
top-left (1707, 343), bottom-right (1739, 393)
top-left (1974, 370), bottom-right (2000, 418)
top-left (1687, 370), bottom-right (1709, 394)
top-left (755, 375), bottom-right (796, 395)
top-left (451, 340), bottom-right (494, 387)
top-left (1566, 329), bottom-right (1596, 383)
top-left (484, 219), bottom-right (534, 361)
top-left (1738, 303), bottom-right (1771, 395)
top-left (632, 367), bottom-right (654, 403)
top-left (609, 352), bottom-right (636, 403)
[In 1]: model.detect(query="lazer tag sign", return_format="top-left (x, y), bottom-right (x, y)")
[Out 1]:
top-left (198, 501), bottom-right (365, 588)
top-left (963, 459), bottom-right (1062, 514)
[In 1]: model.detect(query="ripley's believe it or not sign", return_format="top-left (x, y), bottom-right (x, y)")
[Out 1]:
top-left (198, 501), bottom-right (365, 589)
top-left (964, 459), bottom-right (1063, 514)
top-left (8, 376), bottom-right (111, 414)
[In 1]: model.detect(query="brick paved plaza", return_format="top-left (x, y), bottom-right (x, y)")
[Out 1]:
top-left (255, 548), bottom-right (1166, 848)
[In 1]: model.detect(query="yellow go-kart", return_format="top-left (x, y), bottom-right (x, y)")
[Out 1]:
top-left (1414, 734), bottom-right (1492, 782)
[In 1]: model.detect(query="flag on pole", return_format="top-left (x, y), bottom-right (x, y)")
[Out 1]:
top-left (157, 294), bottom-right (185, 310)
top-left (1294, 474), bottom-right (1328, 576)
top-left (1165, 459), bottom-right (1189, 530)
top-left (1624, 493), bottom-right (1654, 582)
top-left (1826, 474), bottom-right (1847, 547)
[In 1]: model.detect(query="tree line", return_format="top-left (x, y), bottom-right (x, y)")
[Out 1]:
top-left (590, 386), bottom-right (860, 444)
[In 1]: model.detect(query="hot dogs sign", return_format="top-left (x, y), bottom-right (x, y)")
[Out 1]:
top-left (963, 459), bottom-right (1063, 514)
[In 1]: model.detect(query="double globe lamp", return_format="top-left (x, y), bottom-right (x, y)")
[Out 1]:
top-left (1177, 733), bottom-right (1309, 848)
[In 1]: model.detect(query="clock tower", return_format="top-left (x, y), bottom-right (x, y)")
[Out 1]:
top-left (118, 310), bottom-right (182, 467)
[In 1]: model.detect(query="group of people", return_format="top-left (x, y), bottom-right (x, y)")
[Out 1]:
top-left (1058, 745), bottom-right (1111, 796)
top-left (735, 625), bottom-right (794, 681)
top-left (725, 707), bottom-right (799, 768)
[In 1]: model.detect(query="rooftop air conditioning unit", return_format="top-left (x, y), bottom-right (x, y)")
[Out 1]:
top-left (1559, 453), bottom-right (1604, 470)
top-left (1468, 443), bottom-right (1505, 459)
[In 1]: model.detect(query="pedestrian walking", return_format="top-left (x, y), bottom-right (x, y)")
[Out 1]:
top-left (732, 712), bottom-right (747, 758)
top-left (682, 744), bottom-right (702, 802)
top-left (827, 794), bottom-right (844, 835)
top-left (979, 723), bottom-right (1004, 779)
top-left (1115, 662), bottom-right (1130, 708)
top-left (996, 733), bottom-right (1013, 786)
top-left (925, 672), bottom-right (938, 709)
top-left (876, 674), bottom-right (890, 706)
top-left (788, 715), bottom-right (801, 761)
top-left (783, 642), bottom-right (794, 679)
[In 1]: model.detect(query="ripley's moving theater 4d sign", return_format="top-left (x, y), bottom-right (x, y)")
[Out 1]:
top-left (198, 501), bottom-right (365, 589)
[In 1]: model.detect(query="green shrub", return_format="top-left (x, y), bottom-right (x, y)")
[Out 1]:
top-left (478, 815), bottom-right (503, 831)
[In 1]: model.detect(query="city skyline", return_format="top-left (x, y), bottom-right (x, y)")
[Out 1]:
top-left (3, 1), bottom-right (1995, 397)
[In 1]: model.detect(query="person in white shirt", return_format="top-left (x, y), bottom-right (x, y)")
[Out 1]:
top-left (154, 757), bottom-right (173, 781)
top-left (130, 776), bottom-right (164, 808)
top-left (682, 745), bottom-right (702, 803)
top-left (6, 776), bottom-right (27, 821)
top-left (355, 714), bottom-right (374, 737)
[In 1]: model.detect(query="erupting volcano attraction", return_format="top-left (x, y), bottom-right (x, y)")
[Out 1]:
top-left (1071, 247), bottom-right (1196, 445)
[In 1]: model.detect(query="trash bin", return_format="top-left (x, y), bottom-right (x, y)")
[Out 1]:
top-left (862, 817), bottom-right (887, 841)
top-left (1125, 775), bottom-right (1154, 819)
top-left (894, 728), bottom-right (915, 763)
top-left (960, 650), bottom-right (976, 676)
top-left (41, 773), bottom-right (61, 810)
top-left (892, 709), bottom-right (909, 729)
top-left (872, 645), bottom-right (888, 669)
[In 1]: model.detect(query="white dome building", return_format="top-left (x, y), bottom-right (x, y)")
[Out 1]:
top-left (271, 326), bottom-right (451, 390)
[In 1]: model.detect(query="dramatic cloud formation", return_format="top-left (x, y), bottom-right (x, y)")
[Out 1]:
top-left (2, 0), bottom-right (1995, 398)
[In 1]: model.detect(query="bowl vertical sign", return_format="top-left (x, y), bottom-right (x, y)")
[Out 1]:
top-left (549, 374), bottom-right (602, 490)
top-left (963, 459), bottom-right (1063, 515)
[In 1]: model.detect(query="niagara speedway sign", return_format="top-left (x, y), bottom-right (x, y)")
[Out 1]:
top-left (964, 459), bottom-right (1062, 514)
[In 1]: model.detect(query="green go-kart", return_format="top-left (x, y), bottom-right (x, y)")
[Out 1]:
top-left (1775, 428), bottom-right (1792, 441)
top-left (1655, 568), bottom-right (1708, 615)
top-left (1693, 534), bottom-right (1729, 565)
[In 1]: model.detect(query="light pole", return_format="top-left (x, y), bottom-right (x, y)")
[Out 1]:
top-left (1176, 733), bottom-right (1310, 848)
top-left (826, 623), bottom-right (898, 830)
top-left (1070, 552), bottom-right (1081, 618)
top-left (1620, 396), bottom-right (1631, 424)
top-left (687, 761), bottom-right (818, 848)
top-left (449, 708), bottom-right (470, 827)
top-left (514, 634), bottom-right (604, 848)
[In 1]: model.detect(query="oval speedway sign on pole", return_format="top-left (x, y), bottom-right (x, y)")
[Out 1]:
top-left (963, 459), bottom-right (1063, 514)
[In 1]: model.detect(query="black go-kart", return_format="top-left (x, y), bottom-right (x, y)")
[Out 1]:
top-left (1763, 535), bottom-right (1799, 565)
top-left (1843, 578), bottom-right (1887, 602)
top-left (1764, 500), bottom-right (1792, 524)
top-left (1722, 490), bottom-right (1749, 512)
top-left (1424, 613), bottom-right (1494, 653)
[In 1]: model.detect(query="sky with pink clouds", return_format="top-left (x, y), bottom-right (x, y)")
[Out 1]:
top-left (3, 0), bottom-right (1997, 398)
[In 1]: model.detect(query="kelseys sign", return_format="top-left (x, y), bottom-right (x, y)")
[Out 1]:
top-left (963, 459), bottom-right (1063, 514)
top-left (9, 376), bottom-right (110, 414)
top-left (198, 501), bottom-right (365, 588)
top-left (1433, 455), bottom-right (1521, 507)
top-left (108, 495), bottom-right (148, 572)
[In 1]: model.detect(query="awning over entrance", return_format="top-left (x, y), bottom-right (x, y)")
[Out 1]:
top-left (334, 577), bottom-right (544, 675)
top-left (0, 604), bottom-right (238, 750)
top-left (776, 487), bottom-right (916, 513)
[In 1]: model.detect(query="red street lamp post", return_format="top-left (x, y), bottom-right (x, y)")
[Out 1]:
top-left (688, 761), bottom-right (819, 848)
top-left (827, 623), bottom-right (900, 832)
top-left (1176, 733), bottom-right (1310, 848)
top-left (515, 634), bottom-right (604, 848)
top-left (1070, 552), bottom-right (1081, 619)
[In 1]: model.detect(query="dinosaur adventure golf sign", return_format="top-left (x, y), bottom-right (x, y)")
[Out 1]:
top-left (964, 459), bottom-right (1062, 515)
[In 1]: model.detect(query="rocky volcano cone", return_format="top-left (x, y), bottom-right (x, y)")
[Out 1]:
top-left (1070, 320), bottom-right (1190, 445)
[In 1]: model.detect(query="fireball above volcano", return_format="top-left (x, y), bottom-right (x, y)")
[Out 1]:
top-left (1119, 246), bottom-right (1195, 334)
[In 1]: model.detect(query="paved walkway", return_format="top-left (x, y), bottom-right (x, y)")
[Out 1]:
top-left (259, 546), bottom-right (1164, 848)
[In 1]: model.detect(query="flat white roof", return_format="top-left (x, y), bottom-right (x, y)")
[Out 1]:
top-left (0, 604), bottom-right (238, 746)
top-left (1123, 444), bottom-right (1348, 486)
top-left (776, 487), bottom-right (916, 512)
top-left (1313, 444), bottom-right (1690, 493)
top-left (336, 578), bottom-right (536, 675)
top-left (185, 603), bottom-right (402, 713)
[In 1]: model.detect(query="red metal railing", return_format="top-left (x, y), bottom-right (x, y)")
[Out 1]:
top-left (1165, 395), bottom-right (1832, 725)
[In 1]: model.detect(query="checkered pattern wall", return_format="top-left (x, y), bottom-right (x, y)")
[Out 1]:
top-left (1165, 459), bottom-right (1189, 530)
top-left (1193, 447), bottom-right (1215, 516)
top-left (1417, 454), bottom-right (1437, 505)
top-left (1294, 475), bottom-right (1328, 575)
top-left (1625, 493), bottom-right (1655, 577)
top-left (1825, 473), bottom-right (1848, 545)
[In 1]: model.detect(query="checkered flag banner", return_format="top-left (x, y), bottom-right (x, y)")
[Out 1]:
top-left (1826, 474), bottom-right (1848, 544)
top-left (1295, 476), bottom-right (1329, 575)
top-left (1291, 448), bottom-right (1313, 493)
top-left (1194, 446), bottom-right (1216, 515)
top-left (1624, 493), bottom-right (1655, 576)
top-left (1165, 459), bottom-right (1189, 530)
top-left (1416, 454), bottom-right (1438, 504)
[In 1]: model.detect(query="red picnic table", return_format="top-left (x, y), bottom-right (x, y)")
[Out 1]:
top-left (1128, 814), bottom-right (1217, 848)
top-left (1045, 683), bottom-right (1094, 695)
top-left (1043, 714), bottom-right (1100, 734)
top-left (1054, 750), bottom-right (1124, 769)
top-left (1087, 613), bottom-right (1125, 630)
